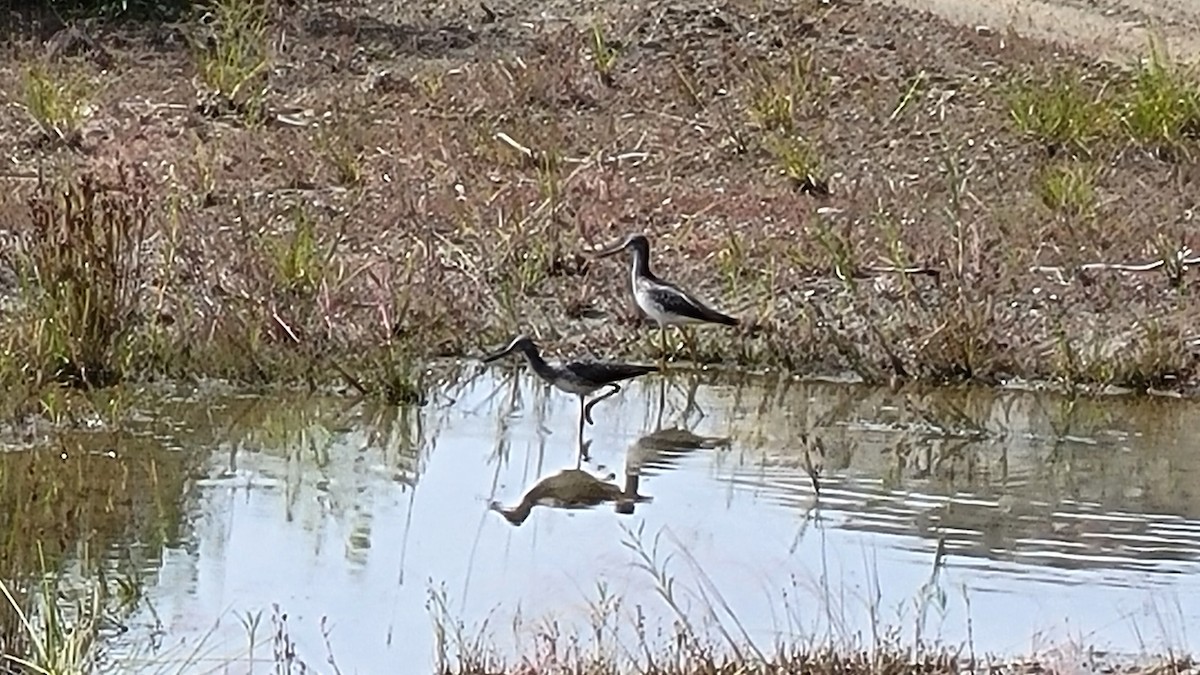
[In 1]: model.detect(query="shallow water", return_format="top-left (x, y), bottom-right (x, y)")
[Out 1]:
top-left (23, 368), bottom-right (1200, 671)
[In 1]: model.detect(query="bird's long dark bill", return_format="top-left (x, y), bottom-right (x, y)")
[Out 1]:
top-left (589, 240), bottom-right (628, 258)
top-left (481, 347), bottom-right (512, 363)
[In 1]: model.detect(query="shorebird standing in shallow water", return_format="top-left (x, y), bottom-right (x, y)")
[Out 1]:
top-left (590, 233), bottom-right (740, 365)
top-left (481, 335), bottom-right (658, 448)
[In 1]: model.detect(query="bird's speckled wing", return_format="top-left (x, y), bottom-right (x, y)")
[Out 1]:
top-left (642, 284), bottom-right (739, 326)
top-left (563, 361), bottom-right (658, 385)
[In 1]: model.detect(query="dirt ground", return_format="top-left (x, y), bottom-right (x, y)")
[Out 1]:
top-left (1, 0), bottom-right (1200, 397)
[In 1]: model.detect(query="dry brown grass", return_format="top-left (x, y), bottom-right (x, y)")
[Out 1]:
top-left (0, 0), bottom-right (1197, 406)
top-left (438, 646), bottom-right (1197, 675)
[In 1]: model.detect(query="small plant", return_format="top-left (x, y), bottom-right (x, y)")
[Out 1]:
top-left (889, 69), bottom-right (927, 122)
top-left (875, 210), bottom-right (921, 298)
top-left (191, 140), bottom-right (219, 206)
top-left (414, 69), bottom-right (445, 100)
top-left (715, 233), bottom-right (748, 297)
top-left (19, 60), bottom-right (95, 145)
top-left (1051, 323), bottom-right (1122, 391)
top-left (535, 147), bottom-right (561, 202)
top-left (264, 204), bottom-right (331, 298)
top-left (1034, 161), bottom-right (1097, 215)
top-left (588, 23), bottom-right (620, 86)
top-left (12, 167), bottom-right (151, 389)
top-left (810, 216), bottom-right (857, 288)
top-left (1120, 40), bottom-right (1200, 156)
top-left (190, 0), bottom-right (272, 119)
top-left (766, 134), bottom-right (829, 195)
top-left (334, 341), bottom-right (429, 406)
top-left (506, 228), bottom-right (557, 296)
top-left (746, 52), bottom-right (817, 134)
top-left (316, 120), bottom-right (365, 188)
top-left (1008, 70), bottom-right (1112, 154)
top-left (374, 346), bottom-right (428, 406)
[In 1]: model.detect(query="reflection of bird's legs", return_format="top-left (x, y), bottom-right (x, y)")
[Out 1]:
top-left (654, 377), bottom-right (666, 431)
top-left (614, 472), bottom-right (642, 514)
top-left (682, 374), bottom-right (704, 424)
top-left (583, 383), bottom-right (621, 425)
top-left (622, 472), bottom-right (639, 498)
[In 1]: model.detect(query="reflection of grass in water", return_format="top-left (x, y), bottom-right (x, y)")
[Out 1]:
top-left (0, 566), bottom-right (99, 672)
top-left (91, 602), bottom-right (341, 674)
top-left (3, 376), bottom-right (459, 671)
top-left (1, 556), bottom-right (102, 675)
top-left (0, 441), bottom-right (187, 577)
top-left (0, 438), bottom-right (189, 670)
top-left (717, 372), bottom-right (1200, 512)
top-left (479, 360), bottom-right (560, 477)
top-left (361, 398), bottom-right (429, 488)
top-left (213, 387), bottom-right (456, 490)
top-left (221, 394), bottom-right (345, 466)
top-left (0, 541), bottom-right (176, 675)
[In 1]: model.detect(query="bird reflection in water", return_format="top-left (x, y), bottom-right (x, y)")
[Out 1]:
top-left (489, 465), bottom-right (650, 526)
top-left (490, 425), bottom-right (731, 526)
top-left (625, 426), bottom-right (730, 478)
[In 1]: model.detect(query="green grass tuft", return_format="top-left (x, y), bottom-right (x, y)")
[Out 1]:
top-left (190, 0), bottom-right (272, 119)
top-left (19, 61), bottom-right (96, 145)
top-left (745, 52), bottom-right (818, 135)
top-left (766, 134), bottom-right (829, 195)
top-left (1119, 40), bottom-right (1200, 156)
top-left (1007, 69), bottom-right (1112, 154)
top-left (1034, 161), bottom-right (1097, 216)
top-left (588, 23), bottom-right (620, 86)
top-left (264, 204), bottom-right (331, 299)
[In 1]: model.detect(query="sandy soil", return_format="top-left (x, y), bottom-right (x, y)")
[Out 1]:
top-left (876, 0), bottom-right (1200, 63)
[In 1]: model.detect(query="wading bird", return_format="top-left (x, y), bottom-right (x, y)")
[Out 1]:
top-left (590, 233), bottom-right (739, 364)
top-left (481, 335), bottom-right (658, 443)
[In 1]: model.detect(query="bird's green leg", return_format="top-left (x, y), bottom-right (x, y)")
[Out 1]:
top-left (658, 325), bottom-right (669, 368)
top-left (683, 327), bottom-right (699, 364)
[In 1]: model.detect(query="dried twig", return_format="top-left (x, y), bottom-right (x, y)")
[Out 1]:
top-left (493, 131), bottom-right (533, 160)
top-left (1030, 246), bottom-right (1200, 280)
top-left (1078, 257), bottom-right (1200, 273)
top-left (858, 264), bottom-right (942, 280)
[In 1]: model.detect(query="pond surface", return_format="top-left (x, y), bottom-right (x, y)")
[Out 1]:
top-left (40, 367), bottom-right (1200, 671)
